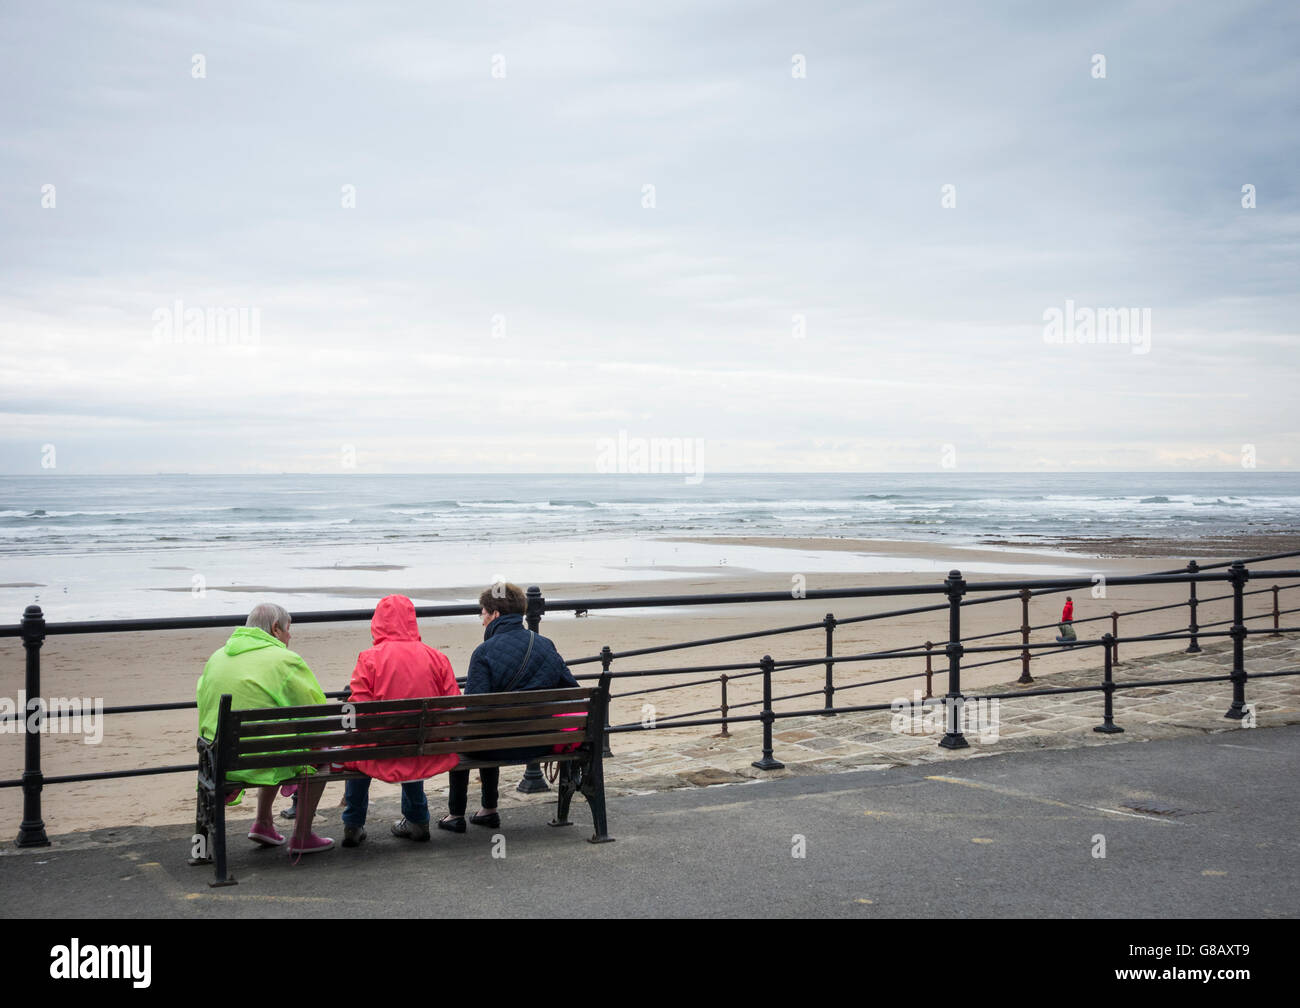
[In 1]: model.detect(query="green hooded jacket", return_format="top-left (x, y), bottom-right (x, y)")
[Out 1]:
top-left (197, 625), bottom-right (328, 786)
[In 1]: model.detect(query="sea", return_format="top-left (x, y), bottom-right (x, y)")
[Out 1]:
top-left (1, 472), bottom-right (1296, 622)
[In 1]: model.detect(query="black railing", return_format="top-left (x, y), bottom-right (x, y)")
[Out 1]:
top-left (3, 552), bottom-right (1299, 847)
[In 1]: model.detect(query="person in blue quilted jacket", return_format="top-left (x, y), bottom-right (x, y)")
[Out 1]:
top-left (438, 582), bottom-right (578, 833)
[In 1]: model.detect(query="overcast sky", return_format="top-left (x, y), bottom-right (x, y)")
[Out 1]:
top-left (1, 0), bottom-right (1297, 474)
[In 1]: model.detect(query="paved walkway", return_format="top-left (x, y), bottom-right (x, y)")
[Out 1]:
top-left (2, 636), bottom-right (1296, 921)
top-left (3, 724), bottom-right (1297, 918)
top-left (597, 634), bottom-right (1300, 794)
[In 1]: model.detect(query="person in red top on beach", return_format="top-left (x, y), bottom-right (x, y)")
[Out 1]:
top-left (338, 595), bottom-right (461, 847)
top-left (1057, 596), bottom-right (1077, 643)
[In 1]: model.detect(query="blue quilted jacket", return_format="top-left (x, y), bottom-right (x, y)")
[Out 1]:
top-left (465, 613), bottom-right (578, 695)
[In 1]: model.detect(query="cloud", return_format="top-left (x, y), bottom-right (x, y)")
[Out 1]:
top-left (0, 0), bottom-right (1296, 472)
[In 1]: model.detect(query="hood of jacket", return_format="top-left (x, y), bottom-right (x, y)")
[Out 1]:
top-left (223, 625), bottom-right (285, 656)
top-left (371, 595), bottom-right (421, 645)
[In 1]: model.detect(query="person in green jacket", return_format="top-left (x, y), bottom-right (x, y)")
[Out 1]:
top-left (197, 602), bottom-right (334, 855)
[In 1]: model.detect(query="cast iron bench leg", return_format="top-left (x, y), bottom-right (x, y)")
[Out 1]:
top-left (188, 786), bottom-right (213, 867)
top-left (210, 788), bottom-right (237, 887)
top-left (549, 761), bottom-right (577, 827)
top-left (580, 756), bottom-right (614, 844)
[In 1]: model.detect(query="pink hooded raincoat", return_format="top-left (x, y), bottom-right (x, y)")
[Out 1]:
top-left (342, 595), bottom-right (462, 782)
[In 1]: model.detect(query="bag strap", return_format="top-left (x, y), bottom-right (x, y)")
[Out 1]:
top-left (502, 631), bottom-right (536, 693)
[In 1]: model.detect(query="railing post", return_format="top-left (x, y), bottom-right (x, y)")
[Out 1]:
top-left (716, 674), bottom-right (730, 738)
top-left (16, 604), bottom-right (51, 848)
top-left (821, 613), bottom-right (836, 715)
top-left (517, 585), bottom-right (550, 793)
top-left (1185, 560), bottom-right (1201, 653)
top-left (1110, 611), bottom-right (1120, 663)
top-left (1017, 587), bottom-right (1033, 684)
top-left (1093, 632), bottom-right (1124, 734)
top-left (923, 642), bottom-right (934, 700)
top-left (1225, 562), bottom-right (1250, 720)
top-left (939, 570), bottom-right (968, 750)
top-left (1271, 585), bottom-right (1281, 637)
top-left (599, 645), bottom-right (614, 756)
top-left (524, 585), bottom-right (544, 633)
top-left (750, 656), bottom-right (784, 770)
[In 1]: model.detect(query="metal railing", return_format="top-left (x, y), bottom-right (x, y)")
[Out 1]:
top-left (3, 551), bottom-right (1299, 847)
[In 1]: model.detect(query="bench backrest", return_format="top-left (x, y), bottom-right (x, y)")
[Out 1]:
top-left (214, 685), bottom-right (605, 774)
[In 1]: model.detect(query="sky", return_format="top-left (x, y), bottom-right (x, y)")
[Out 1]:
top-left (1, 0), bottom-right (1297, 474)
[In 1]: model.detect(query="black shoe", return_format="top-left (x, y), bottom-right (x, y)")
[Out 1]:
top-left (436, 815), bottom-right (466, 834)
top-left (470, 811), bottom-right (500, 829)
top-left (342, 825), bottom-right (366, 847)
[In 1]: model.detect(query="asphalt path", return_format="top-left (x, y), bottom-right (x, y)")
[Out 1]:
top-left (3, 725), bottom-right (1297, 919)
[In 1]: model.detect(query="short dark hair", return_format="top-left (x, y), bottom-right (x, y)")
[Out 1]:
top-left (479, 582), bottom-right (526, 617)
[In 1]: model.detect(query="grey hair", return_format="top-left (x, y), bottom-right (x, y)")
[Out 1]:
top-left (246, 602), bottom-right (291, 635)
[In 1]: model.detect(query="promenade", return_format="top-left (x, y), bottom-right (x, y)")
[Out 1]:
top-left (2, 635), bottom-right (1296, 918)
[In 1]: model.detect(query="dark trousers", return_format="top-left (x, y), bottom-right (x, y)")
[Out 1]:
top-left (447, 746), bottom-right (551, 816)
top-left (448, 768), bottom-right (499, 817)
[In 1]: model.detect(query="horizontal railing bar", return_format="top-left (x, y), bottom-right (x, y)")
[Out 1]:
top-left (588, 661), bottom-right (763, 678)
top-left (568, 617), bottom-right (835, 664)
top-left (620, 704), bottom-right (726, 726)
top-left (608, 713), bottom-right (766, 733)
top-left (613, 675), bottom-right (731, 698)
top-left (0, 763), bottom-right (199, 787)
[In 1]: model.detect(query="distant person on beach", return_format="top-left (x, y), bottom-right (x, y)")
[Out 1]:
top-left (197, 602), bottom-right (334, 856)
top-left (1056, 596), bottom-right (1077, 644)
top-left (340, 595), bottom-right (461, 846)
top-left (439, 582), bottom-right (578, 833)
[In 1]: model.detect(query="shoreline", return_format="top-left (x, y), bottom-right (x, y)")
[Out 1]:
top-left (6, 530), bottom-right (1297, 624)
top-left (667, 533), bottom-right (1300, 562)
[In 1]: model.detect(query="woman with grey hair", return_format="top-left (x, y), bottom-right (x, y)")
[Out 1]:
top-left (197, 602), bottom-right (334, 855)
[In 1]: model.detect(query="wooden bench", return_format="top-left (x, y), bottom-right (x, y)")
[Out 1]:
top-left (190, 677), bottom-right (612, 886)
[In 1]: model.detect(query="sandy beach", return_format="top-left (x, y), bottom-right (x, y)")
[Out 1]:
top-left (3, 534), bottom-right (1294, 840)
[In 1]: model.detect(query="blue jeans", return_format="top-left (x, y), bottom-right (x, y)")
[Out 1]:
top-left (342, 777), bottom-right (429, 827)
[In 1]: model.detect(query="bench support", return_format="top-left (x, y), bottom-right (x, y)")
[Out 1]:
top-left (581, 760), bottom-right (614, 844)
top-left (548, 761), bottom-right (578, 828)
top-left (582, 673), bottom-right (614, 843)
top-left (190, 696), bottom-right (237, 886)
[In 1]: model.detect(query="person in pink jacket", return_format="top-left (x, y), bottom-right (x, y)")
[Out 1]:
top-left (340, 595), bottom-right (461, 846)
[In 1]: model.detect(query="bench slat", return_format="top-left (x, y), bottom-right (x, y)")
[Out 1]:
top-left (236, 700), bottom-right (593, 736)
top-left (234, 715), bottom-right (589, 755)
top-left (233, 731), bottom-right (586, 770)
top-left (234, 688), bottom-right (594, 723)
top-left (417, 700), bottom-right (592, 723)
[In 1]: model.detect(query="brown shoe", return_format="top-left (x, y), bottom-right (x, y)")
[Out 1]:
top-left (391, 818), bottom-right (431, 841)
